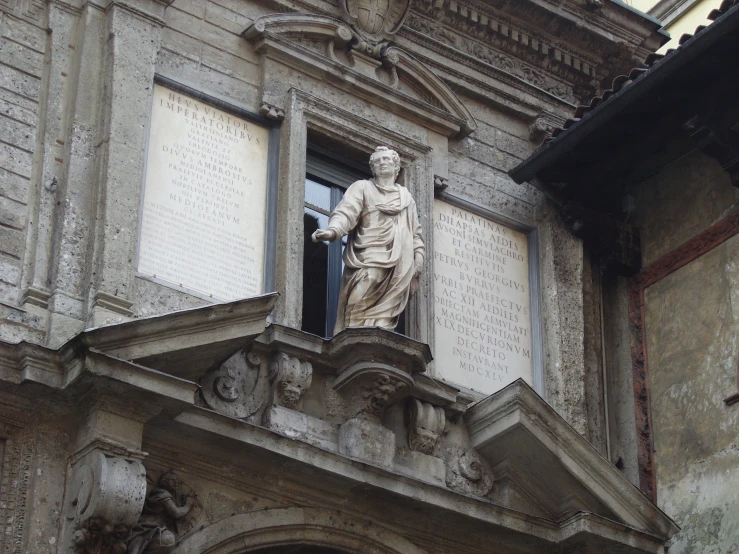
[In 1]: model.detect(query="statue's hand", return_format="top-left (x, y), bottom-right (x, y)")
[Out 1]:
top-left (409, 275), bottom-right (420, 296)
top-left (413, 254), bottom-right (424, 277)
top-left (312, 229), bottom-right (336, 243)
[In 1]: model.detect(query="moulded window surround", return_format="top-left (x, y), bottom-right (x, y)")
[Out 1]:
top-left (273, 88), bottom-right (435, 345)
top-left (302, 146), bottom-right (412, 337)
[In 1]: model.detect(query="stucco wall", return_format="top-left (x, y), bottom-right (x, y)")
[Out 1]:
top-left (644, 235), bottom-right (739, 553)
top-left (635, 151), bottom-right (736, 266)
top-left (633, 151), bottom-right (739, 552)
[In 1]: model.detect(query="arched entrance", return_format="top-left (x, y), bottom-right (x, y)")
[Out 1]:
top-left (254, 545), bottom-right (352, 554)
top-left (171, 507), bottom-right (427, 554)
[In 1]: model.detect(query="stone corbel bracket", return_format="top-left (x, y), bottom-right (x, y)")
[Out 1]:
top-left (242, 13), bottom-right (477, 138)
top-left (259, 102), bottom-right (285, 121)
top-left (433, 174), bottom-right (449, 190)
top-left (334, 362), bottom-right (414, 420)
top-left (683, 113), bottom-right (739, 187)
top-left (529, 111), bottom-right (563, 143)
top-left (270, 351), bottom-right (313, 409)
top-left (406, 398), bottom-right (445, 454)
top-left (327, 328), bottom-right (431, 467)
top-left (67, 451), bottom-right (146, 553)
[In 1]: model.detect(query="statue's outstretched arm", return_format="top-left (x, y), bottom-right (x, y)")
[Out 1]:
top-left (312, 181), bottom-right (365, 243)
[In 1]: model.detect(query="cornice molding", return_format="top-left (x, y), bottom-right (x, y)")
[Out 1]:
top-left (466, 379), bottom-right (679, 539)
top-left (262, 0), bottom-right (661, 108)
top-left (401, 15), bottom-right (580, 104)
top-left (412, 1), bottom-right (600, 82)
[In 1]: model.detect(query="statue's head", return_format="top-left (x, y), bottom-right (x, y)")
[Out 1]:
top-left (369, 146), bottom-right (401, 181)
top-left (158, 470), bottom-right (180, 492)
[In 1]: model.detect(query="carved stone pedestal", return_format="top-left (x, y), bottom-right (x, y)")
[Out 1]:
top-left (395, 449), bottom-right (446, 485)
top-left (339, 417), bottom-right (396, 468)
top-left (333, 361), bottom-right (414, 468)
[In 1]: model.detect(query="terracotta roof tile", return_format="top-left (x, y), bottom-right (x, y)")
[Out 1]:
top-left (540, 0), bottom-right (739, 146)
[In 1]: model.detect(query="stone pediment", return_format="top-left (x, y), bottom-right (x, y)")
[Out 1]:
top-left (242, 13), bottom-right (476, 137)
top-left (466, 379), bottom-right (678, 538)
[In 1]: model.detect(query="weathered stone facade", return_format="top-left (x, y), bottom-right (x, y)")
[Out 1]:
top-left (0, 0), bottom-right (680, 552)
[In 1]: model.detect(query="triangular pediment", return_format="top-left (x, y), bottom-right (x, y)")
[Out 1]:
top-left (466, 379), bottom-right (678, 538)
top-left (243, 13), bottom-right (476, 137)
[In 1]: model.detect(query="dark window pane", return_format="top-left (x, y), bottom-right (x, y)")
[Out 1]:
top-left (302, 209), bottom-right (329, 336)
top-left (395, 309), bottom-right (406, 334)
top-left (305, 178), bottom-right (331, 213)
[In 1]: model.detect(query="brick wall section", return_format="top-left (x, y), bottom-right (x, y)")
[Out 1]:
top-left (0, 3), bottom-right (46, 304)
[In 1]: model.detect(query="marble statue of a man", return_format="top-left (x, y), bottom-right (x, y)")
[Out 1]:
top-left (312, 146), bottom-right (425, 333)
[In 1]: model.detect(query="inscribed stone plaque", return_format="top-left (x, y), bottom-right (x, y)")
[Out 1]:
top-left (138, 84), bottom-right (269, 301)
top-left (433, 200), bottom-right (532, 395)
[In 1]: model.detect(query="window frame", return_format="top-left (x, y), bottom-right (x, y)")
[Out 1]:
top-left (137, 75), bottom-right (281, 300)
top-left (303, 147), bottom-right (371, 337)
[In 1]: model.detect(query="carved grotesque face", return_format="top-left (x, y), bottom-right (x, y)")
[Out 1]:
top-left (280, 382), bottom-right (302, 409)
top-left (409, 427), bottom-right (438, 455)
top-left (369, 148), bottom-right (400, 180)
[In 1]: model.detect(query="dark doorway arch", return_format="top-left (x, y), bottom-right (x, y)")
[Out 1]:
top-left (254, 544), bottom-right (352, 554)
top-left (172, 507), bottom-right (427, 554)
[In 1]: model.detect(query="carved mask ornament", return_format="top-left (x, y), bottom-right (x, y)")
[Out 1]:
top-left (341, 0), bottom-right (411, 42)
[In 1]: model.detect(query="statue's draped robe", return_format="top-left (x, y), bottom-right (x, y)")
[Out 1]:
top-left (326, 179), bottom-right (424, 332)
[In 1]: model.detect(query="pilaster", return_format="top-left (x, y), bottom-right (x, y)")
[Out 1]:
top-left (87, 0), bottom-right (171, 327)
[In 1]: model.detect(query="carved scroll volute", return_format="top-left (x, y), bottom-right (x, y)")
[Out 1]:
top-left (200, 349), bottom-right (272, 422)
top-left (67, 452), bottom-right (146, 553)
top-left (270, 352), bottom-right (313, 409)
top-left (445, 448), bottom-right (494, 498)
top-left (406, 398), bottom-right (445, 455)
